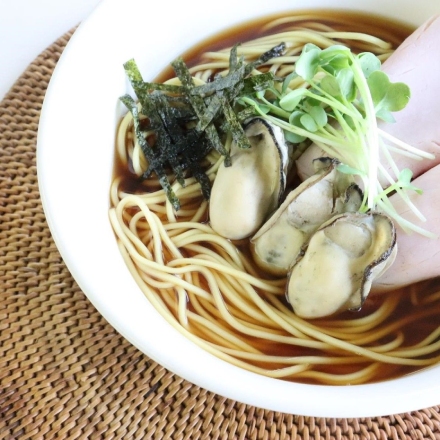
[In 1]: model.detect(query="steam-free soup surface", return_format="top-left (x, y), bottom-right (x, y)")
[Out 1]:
top-left (111, 10), bottom-right (440, 385)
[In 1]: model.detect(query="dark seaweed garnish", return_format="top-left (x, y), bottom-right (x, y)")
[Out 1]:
top-left (120, 94), bottom-right (181, 210)
top-left (120, 42), bottom-right (285, 210)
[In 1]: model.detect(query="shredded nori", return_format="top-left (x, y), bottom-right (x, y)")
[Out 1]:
top-left (171, 57), bottom-right (231, 163)
top-left (245, 42), bottom-right (286, 74)
top-left (120, 94), bottom-right (181, 211)
top-left (120, 42), bottom-right (286, 210)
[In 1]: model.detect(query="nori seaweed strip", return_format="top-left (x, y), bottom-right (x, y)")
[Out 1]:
top-left (229, 43), bottom-right (241, 71)
top-left (190, 49), bottom-right (281, 144)
top-left (191, 45), bottom-right (245, 98)
top-left (241, 72), bottom-right (279, 94)
top-left (190, 63), bottom-right (246, 97)
top-left (124, 59), bottom-right (183, 94)
top-left (187, 160), bottom-right (212, 200)
top-left (137, 91), bottom-right (175, 176)
top-left (196, 94), bottom-right (222, 132)
top-left (142, 82), bottom-right (183, 94)
top-left (124, 60), bottom-right (191, 125)
top-left (171, 57), bottom-right (231, 166)
top-left (151, 92), bottom-right (187, 141)
top-left (195, 50), bottom-right (246, 132)
top-left (123, 59), bottom-right (145, 90)
top-left (217, 92), bottom-right (250, 149)
top-left (150, 91), bottom-right (187, 187)
top-left (153, 92), bottom-right (210, 190)
top-left (119, 44), bottom-right (287, 210)
top-left (119, 94), bottom-right (180, 211)
top-left (161, 95), bottom-right (195, 121)
top-left (123, 58), bottom-right (218, 205)
top-left (234, 106), bottom-right (257, 123)
top-left (196, 79), bottom-right (245, 132)
top-left (244, 42), bottom-right (286, 75)
top-left (215, 44), bottom-right (251, 148)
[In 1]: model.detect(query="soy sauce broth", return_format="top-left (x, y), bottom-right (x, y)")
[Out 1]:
top-left (155, 9), bottom-right (414, 80)
top-left (113, 10), bottom-right (440, 385)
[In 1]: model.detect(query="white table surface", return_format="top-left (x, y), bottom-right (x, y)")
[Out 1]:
top-left (0, 0), bottom-right (102, 100)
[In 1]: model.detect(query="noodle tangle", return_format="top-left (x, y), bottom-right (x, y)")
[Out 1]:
top-left (110, 13), bottom-right (440, 385)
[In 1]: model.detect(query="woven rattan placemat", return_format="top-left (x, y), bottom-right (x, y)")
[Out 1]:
top-left (1, 29), bottom-right (439, 440)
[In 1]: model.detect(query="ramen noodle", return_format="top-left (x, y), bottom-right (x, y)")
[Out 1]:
top-left (109, 11), bottom-right (440, 385)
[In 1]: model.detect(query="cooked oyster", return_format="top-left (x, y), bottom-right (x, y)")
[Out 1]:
top-left (287, 211), bottom-right (397, 319)
top-left (251, 158), bottom-right (362, 276)
top-left (209, 117), bottom-right (291, 240)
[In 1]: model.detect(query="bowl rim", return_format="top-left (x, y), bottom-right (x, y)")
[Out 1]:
top-left (37, 0), bottom-right (440, 417)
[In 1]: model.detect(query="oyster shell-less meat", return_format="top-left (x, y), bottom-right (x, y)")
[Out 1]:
top-left (209, 117), bottom-right (291, 240)
top-left (287, 212), bottom-right (397, 319)
top-left (250, 158), bottom-right (363, 276)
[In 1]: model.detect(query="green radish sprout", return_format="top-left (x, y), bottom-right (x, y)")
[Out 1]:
top-left (238, 43), bottom-right (435, 237)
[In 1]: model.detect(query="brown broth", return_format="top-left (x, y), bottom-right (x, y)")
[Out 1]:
top-left (113, 11), bottom-right (440, 384)
top-left (155, 9), bottom-right (414, 80)
top-left (182, 244), bottom-right (440, 384)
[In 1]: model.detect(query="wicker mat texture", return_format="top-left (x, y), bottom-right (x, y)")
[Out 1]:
top-left (1, 29), bottom-right (439, 440)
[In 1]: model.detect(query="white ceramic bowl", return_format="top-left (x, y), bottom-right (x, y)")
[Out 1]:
top-left (37, 0), bottom-right (440, 417)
